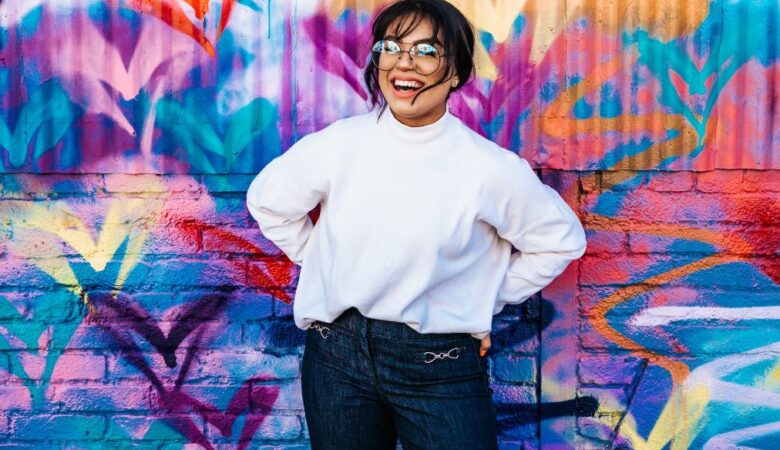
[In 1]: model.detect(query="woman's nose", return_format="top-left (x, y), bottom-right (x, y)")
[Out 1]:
top-left (396, 51), bottom-right (414, 69)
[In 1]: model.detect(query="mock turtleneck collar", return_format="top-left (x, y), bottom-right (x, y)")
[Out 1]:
top-left (378, 106), bottom-right (453, 144)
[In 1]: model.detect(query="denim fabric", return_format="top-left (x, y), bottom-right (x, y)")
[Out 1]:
top-left (301, 307), bottom-right (498, 450)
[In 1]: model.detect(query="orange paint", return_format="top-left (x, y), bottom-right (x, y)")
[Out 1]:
top-left (118, 0), bottom-right (216, 56)
top-left (588, 254), bottom-right (741, 385)
top-left (217, 0), bottom-right (237, 40)
top-left (542, 50), bottom-right (701, 175)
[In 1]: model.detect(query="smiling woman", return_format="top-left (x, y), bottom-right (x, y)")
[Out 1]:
top-left (246, 0), bottom-right (586, 449)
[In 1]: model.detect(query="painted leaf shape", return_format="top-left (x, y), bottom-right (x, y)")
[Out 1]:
top-left (156, 98), bottom-right (222, 172)
top-left (6, 82), bottom-right (77, 168)
top-left (223, 98), bottom-right (274, 171)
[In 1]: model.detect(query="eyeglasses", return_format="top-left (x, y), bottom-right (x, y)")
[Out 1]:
top-left (370, 39), bottom-right (444, 76)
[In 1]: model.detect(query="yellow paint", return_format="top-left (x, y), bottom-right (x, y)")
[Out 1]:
top-left (3, 177), bottom-right (165, 300)
top-left (614, 381), bottom-right (710, 450)
top-left (764, 360), bottom-right (780, 391)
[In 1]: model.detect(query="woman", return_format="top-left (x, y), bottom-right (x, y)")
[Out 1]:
top-left (246, 1), bottom-right (586, 448)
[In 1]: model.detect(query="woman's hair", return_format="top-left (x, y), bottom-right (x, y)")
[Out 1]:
top-left (363, 0), bottom-right (475, 112)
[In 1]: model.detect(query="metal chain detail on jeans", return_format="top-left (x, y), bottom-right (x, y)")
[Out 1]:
top-left (423, 346), bottom-right (462, 363)
top-left (311, 322), bottom-right (331, 339)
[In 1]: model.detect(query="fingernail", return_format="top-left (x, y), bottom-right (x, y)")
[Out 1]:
top-left (480, 348), bottom-right (487, 357)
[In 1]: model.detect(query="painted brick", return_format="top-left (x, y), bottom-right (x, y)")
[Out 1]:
top-left (578, 355), bottom-right (642, 385)
top-left (646, 171), bottom-right (695, 192)
top-left (11, 414), bottom-right (106, 440)
top-left (0, 290), bottom-right (76, 321)
top-left (50, 352), bottom-right (106, 381)
top-left (271, 381), bottom-right (304, 411)
top-left (584, 229), bottom-right (626, 254)
top-left (143, 259), bottom-right (245, 287)
top-left (580, 172), bottom-right (600, 193)
top-left (493, 355), bottom-right (536, 383)
top-left (48, 383), bottom-right (151, 412)
top-left (578, 387), bottom-right (628, 411)
top-left (106, 414), bottom-right (204, 441)
top-left (150, 385), bottom-right (252, 413)
top-left (102, 174), bottom-right (201, 195)
top-left (491, 383), bottom-right (537, 405)
top-left (106, 342), bottom-right (248, 383)
top-left (743, 170), bottom-right (780, 192)
top-left (255, 414), bottom-right (301, 440)
top-left (580, 255), bottom-right (673, 286)
top-left (499, 422), bottom-right (537, 440)
top-left (202, 226), bottom-right (283, 257)
top-left (577, 415), bottom-right (617, 442)
top-left (247, 260), bottom-right (298, 290)
top-left (0, 385), bottom-right (33, 410)
top-left (244, 320), bottom-right (307, 350)
top-left (196, 351), bottom-right (300, 382)
top-left (696, 170), bottom-right (743, 193)
top-left (68, 260), bottom-right (151, 288)
top-left (143, 225), bottom-right (202, 255)
top-left (584, 191), bottom-right (776, 224)
top-left (579, 320), bottom-right (625, 351)
top-left (0, 258), bottom-right (66, 288)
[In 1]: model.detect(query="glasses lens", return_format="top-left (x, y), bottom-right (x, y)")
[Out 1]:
top-left (371, 40), bottom-right (401, 71)
top-left (411, 43), bottom-right (440, 75)
top-left (370, 40), bottom-right (441, 75)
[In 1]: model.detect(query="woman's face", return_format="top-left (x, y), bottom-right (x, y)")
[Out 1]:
top-left (377, 16), bottom-right (454, 127)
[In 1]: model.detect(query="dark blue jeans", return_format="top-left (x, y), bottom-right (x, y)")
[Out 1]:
top-left (301, 307), bottom-right (498, 450)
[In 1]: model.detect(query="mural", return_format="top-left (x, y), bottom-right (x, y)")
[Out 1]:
top-left (0, 0), bottom-right (778, 448)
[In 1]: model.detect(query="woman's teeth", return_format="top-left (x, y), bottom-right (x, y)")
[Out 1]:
top-left (394, 80), bottom-right (423, 91)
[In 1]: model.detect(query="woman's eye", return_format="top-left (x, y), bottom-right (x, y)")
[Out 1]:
top-left (372, 40), bottom-right (401, 53)
top-left (383, 41), bottom-right (402, 53)
top-left (414, 44), bottom-right (438, 57)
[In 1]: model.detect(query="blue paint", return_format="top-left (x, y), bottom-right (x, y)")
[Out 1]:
top-left (19, 5), bottom-right (43, 38)
top-left (599, 83), bottom-right (622, 118)
top-left (540, 80), bottom-right (560, 104)
top-left (573, 96), bottom-right (594, 119)
top-left (600, 135), bottom-right (655, 169)
top-left (480, 31), bottom-right (495, 53)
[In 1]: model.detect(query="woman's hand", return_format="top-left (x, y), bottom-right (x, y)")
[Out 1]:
top-left (479, 334), bottom-right (491, 357)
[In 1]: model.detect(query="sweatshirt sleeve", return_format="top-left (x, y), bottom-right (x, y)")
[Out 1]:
top-left (485, 153), bottom-right (587, 314)
top-left (246, 129), bottom-right (332, 265)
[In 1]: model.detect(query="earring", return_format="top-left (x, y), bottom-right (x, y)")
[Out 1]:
top-left (452, 78), bottom-right (459, 88)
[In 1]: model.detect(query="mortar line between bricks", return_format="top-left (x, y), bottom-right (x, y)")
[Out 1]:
top-left (609, 358), bottom-right (648, 449)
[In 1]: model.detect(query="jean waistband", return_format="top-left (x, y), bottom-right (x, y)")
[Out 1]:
top-left (324, 307), bottom-right (474, 342)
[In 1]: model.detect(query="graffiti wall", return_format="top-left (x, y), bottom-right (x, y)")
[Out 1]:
top-left (0, 0), bottom-right (778, 448)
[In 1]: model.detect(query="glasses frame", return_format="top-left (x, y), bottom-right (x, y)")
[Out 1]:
top-left (370, 39), bottom-right (447, 76)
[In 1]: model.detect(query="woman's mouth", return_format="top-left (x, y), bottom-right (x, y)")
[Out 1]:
top-left (391, 79), bottom-right (424, 98)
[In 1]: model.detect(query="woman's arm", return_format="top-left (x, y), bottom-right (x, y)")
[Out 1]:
top-left (246, 132), bottom-right (331, 265)
top-left (487, 154), bottom-right (587, 313)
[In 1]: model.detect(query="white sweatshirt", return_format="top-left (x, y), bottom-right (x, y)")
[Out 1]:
top-left (246, 107), bottom-right (586, 339)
